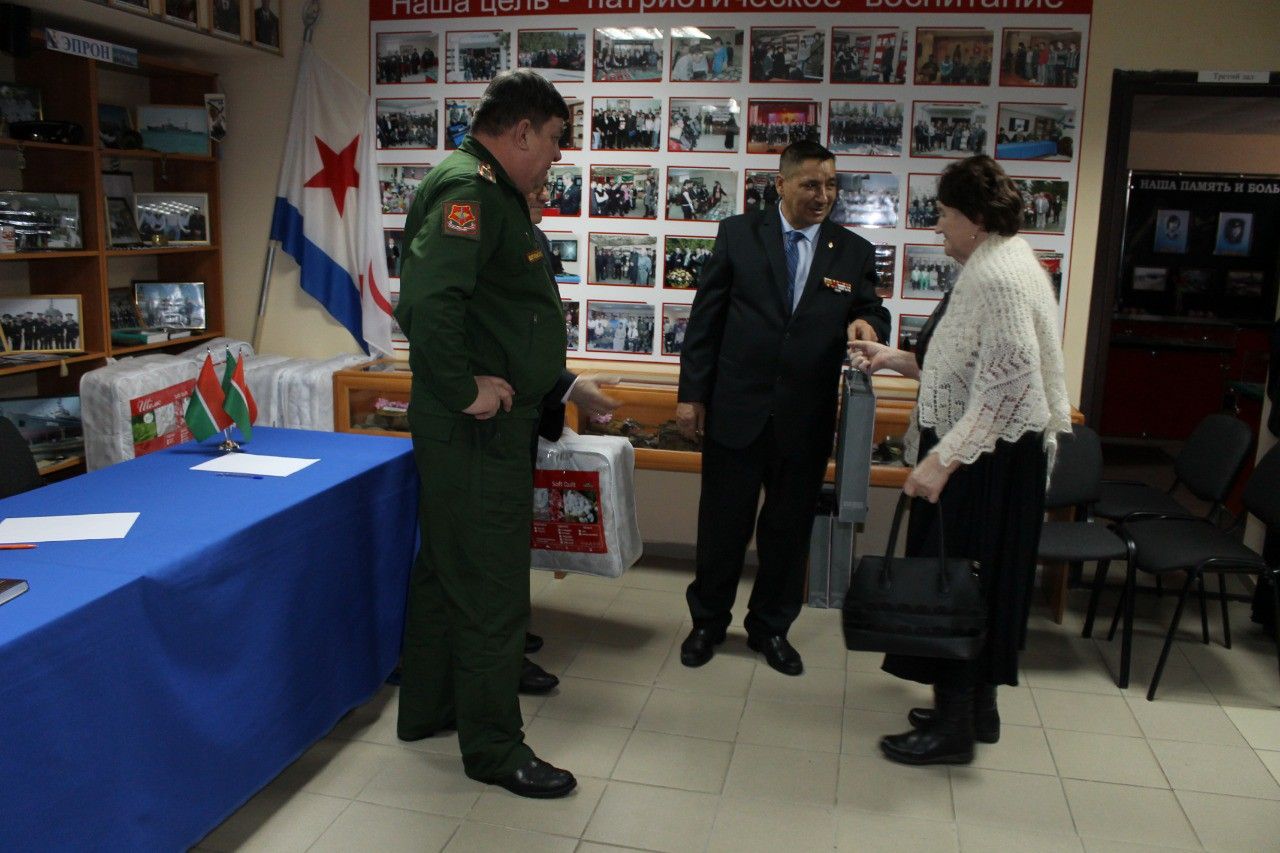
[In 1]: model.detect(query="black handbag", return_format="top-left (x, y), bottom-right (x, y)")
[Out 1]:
top-left (841, 493), bottom-right (987, 660)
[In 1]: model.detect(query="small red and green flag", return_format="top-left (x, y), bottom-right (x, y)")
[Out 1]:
top-left (184, 353), bottom-right (234, 441)
top-left (220, 350), bottom-right (258, 440)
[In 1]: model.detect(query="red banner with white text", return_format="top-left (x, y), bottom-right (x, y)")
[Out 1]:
top-left (372, 0), bottom-right (1091, 20)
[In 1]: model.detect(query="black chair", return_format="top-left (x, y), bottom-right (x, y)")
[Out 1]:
top-left (1094, 412), bottom-right (1253, 526)
top-left (0, 415), bottom-right (42, 499)
top-left (1116, 442), bottom-right (1280, 700)
top-left (1036, 425), bottom-right (1130, 639)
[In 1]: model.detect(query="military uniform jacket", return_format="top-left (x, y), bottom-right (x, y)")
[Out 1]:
top-left (678, 205), bottom-right (890, 453)
top-left (396, 137), bottom-right (567, 435)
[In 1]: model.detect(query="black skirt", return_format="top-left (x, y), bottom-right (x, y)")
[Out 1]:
top-left (882, 427), bottom-right (1048, 687)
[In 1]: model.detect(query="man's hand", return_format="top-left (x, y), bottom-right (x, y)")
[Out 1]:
top-left (676, 402), bottom-right (705, 443)
top-left (847, 319), bottom-right (879, 342)
top-left (569, 375), bottom-right (621, 419)
top-left (848, 339), bottom-right (919, 378)
top-left (903, 452), bottom-right (958, 503)
top-left (463, 375), bottom-right (514, 419)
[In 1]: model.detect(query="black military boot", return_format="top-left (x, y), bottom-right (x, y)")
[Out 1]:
top-left (907, 683), bottom-right (1000, 743)
top-left (880, 684), bottom-right (976, 766)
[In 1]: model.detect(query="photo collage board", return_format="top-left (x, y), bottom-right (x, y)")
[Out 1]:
top-left (370, 4), bottom-right (1091, 363)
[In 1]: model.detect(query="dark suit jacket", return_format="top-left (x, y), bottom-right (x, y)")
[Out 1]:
top-left (678, 205), bottom-right (890, 454)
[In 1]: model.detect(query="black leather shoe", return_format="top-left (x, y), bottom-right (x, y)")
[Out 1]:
top-left (881, 685), bottom-right (975, 766)
top-left (520, 657), bottom-right (559, 694)
top-left (525, 632), bottom-right (544, 654)
top-left (492, 757), bottom-right (577, 799)
top-left (397, 719), bottom-right (456, 742)
top-left (908, 684), bottom-right (1000, 743)
top-left (680, 627), bottom-right (725, 667)
top-left (747, 634), bottom-right (803, 676)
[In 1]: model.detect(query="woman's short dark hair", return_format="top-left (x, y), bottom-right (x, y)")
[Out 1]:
top-left (936, 155), bottom-right (1022, 236)
top-left (471, 69), bottom-right (570, 137)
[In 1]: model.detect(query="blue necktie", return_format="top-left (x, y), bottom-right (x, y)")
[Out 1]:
top-left (784, 230), bottom-right (806, 310)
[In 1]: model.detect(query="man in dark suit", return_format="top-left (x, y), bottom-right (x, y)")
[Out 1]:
top-left (254, 0), bottom-right (280, 48)
top-left (676, 140), bottom-right (890, 676)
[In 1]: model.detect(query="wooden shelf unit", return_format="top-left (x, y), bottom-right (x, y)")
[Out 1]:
top-left (0, 38), bottom-right (225, 396)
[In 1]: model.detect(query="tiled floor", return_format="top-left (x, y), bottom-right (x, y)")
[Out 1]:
top-left (195, 560), bottom-right (1280, 853)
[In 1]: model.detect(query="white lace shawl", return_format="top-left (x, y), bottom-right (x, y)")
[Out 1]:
top-left (905, 234), bottom-right (1072, 473)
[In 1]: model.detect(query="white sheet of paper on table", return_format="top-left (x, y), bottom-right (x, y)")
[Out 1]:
top-left (0, 511), bottom-right (141, 543)
top-left (190, 454), bottom-right (320, 477)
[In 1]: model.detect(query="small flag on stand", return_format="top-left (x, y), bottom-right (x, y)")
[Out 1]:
top-left (184, 353), bottom-right (233, 441)
top-left (220, 350), bottom-right (258, 440)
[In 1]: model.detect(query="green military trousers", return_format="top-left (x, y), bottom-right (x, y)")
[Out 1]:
top-left (398, 414), bottom-right (537, 781)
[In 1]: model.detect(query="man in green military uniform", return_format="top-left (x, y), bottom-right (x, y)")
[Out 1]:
top-left (393, 70), bottom-right (587, 798)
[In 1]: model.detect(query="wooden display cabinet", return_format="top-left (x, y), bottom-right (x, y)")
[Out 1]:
top-left (0, 36), bottom-right (227, 477)
top-left (333, 359), bottom-right (916, 485)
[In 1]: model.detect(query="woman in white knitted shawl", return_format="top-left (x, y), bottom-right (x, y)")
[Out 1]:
top-left (850, 155), bottom-right (1071, 767)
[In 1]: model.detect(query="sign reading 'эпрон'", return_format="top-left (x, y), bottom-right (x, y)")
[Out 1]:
top-left (44, 28), bottom-right (138, 69)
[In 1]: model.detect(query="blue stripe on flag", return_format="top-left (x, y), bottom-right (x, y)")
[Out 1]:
top-left (271, 197), bottom-right (370, 355)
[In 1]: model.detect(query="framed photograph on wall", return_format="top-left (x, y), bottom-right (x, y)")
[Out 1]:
top-left (442, 97), bottom-right (478, 150)
top-left (252, 0), bottom-right (282, 51)
top-left (134, 192), bottom-right (209, 245)
top-left (376, 98), bottom-right (438, 149)
top-left (669, 98), bottom-right (740, 153)
top-left (0, 295), bottom-right (84, 353)
top-left (587, 232), bottom-right (658, 287)
top-left (1132, 266), bottom-right (1168, 292)
top-left (749, 27), bottom-right (824, 83)
top-left (906, 173), bottom-right (940, 229)
top-left (999, 28), bottom-right (1083, 88)
top-left (666, 166), bottom-right (737, 222)
top-left (378, 164), bottom-right (432, 214)
top-left (743, 169), bottom-right (779, 213)
top-left (517, 29), bottom-right (586, 82)
top-left (897, 314), bottom-right (929, 354)
top-left (591, 97), bottom-right (662, 151)
top-left (746, 99), bottom-right (821, 154)
top-left (831, 171), bottom-right (899, 229)
top-left (560, 98), bottom-right (584, 151)
top-left (670, 26), bottom-right (742, 82)
top-left (595, 27), bottom-right (664, 82)
top-left (133, 281), bottom-right (206, 330)
top-left (563, 299), bottom-right (581, 350)
top-left (910, 101), bottom-right (990, 158)
top-left (105, 196), bottom-right (142, 247)
top-left (376, 31), bottom-right (440, 83)
top-left (136, 105), bottom-right (210, 155)
top-left (588, 165), bottom-right (658, 219)
top-left (542, 165), bottom-right (582, 217)
top-left (585, 300), bottom-right (655, 355)
top-left (874, 244), bottom-right (896, 299)
top-left (663, 235), bottom-right (715, 290)
top-left (208, 0), bottom-right (243, 40)
top-left (913, 27), bottom-right (994, 86)
top-left (384, 228), bottom-right (404, 278)
top-left (828, 100), bottom-right (903, 156)
top-left (1013, 177), bottom-right (1070, 234)
top-left (109, 0), bottom-right (155, 14)
top-left (995, 103), bottom-right (1075, 162)
top-left (445, 30), bottom-right (511, 83)
top-left (831, 27), bottom-right (909, 84)
top-left (162, 0), bottom-right (199, 27)
top-left (1214, 212), bottom-right (1253, 256)
top-left (1035, 249), bottom-right (1066, 302)
top-left (544, 232), bottom-right (580, 283)
top-left (903, 243), bottom-right (960, 300)
top-left (661, 303), bottom-right (692, 356)
top-left (1152, 208), bottom-right (1190, 253)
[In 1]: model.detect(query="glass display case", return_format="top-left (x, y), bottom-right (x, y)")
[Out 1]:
top-left (332, 359), bottom-right (411, 436)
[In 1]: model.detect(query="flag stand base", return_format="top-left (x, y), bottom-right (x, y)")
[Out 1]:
top-left (218, 439), bottom-right (243, 453)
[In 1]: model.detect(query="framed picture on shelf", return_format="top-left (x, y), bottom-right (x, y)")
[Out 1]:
top-left (98, 103), bottom-right (135, 149)
top-left (133, 281), bottom-right (207, 330)
top-left (252, 0), bottom-right (282, 51)
top-left (134, 192), bottom-right (210, 245)
top-left (109, 0), bottom-right (155, 13)
top-left (0, 192), bottom-right (82, 252)
top-left (0, 295), bottom-right (83, 353)
top-left (108, 286), bottom-right (141, 330)
top-left (162, 0), bottom-right (199, 27)
top-left (0, 82), bottom-right (41, 129)
top-left (209, 0), bottom-right (243, 40)
top-left (105, 196), bottom-right (143, 247)
top-left (136, 104), bottom-right (210, 155)
top-left (0, 395), bottom-right (83, 467)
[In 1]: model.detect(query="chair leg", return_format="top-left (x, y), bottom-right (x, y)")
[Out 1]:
top-left (1148, 571), bottom-right (1196, 701)
top-left (1197, 573), bottom-right (1210, 645)
top-left (1082, 559), bottom-right (1111, 639)
top-left (1218, 573), bottom-right (1232, 650)
top-left (1120, 563), bottom-right (1138, 690)
top-left (1270, 570), bottom-right (1280, 685)
top-left (1068, 560), bottom-right (1083, 588)
top-left (1106, 582), bottom-right (1125, 642)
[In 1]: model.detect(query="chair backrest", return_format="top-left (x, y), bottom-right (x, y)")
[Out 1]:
top-left (0, 415), bottom-right (42, 499)
top-left (1243, 442), bottom-right (1280, 530)
top-left (1045, 423), bottom-right (1103, 510)
top-left (1175, 413), bottom-right (1253, 503)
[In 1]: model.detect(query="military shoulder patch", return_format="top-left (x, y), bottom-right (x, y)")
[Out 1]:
top-left (442, 200), bottom-right (480, 240)
top-left (476, 162), bottom-right (495, 183)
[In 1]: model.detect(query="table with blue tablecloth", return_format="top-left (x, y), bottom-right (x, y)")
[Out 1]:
top-left (0, 428), bottom-right (418, 851)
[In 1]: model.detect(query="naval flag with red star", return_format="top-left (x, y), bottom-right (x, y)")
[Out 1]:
top-left (269, 44), bottom-right (393, 357)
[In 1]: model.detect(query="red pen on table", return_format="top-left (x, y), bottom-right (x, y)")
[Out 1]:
top-left (0, 544), bottom-right (37, 550)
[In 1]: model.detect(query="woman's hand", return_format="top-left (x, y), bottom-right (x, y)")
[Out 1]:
top-left (903, 452), bottom-right (958, 503)
top-left (848, 339), bottom-right (920, 378)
